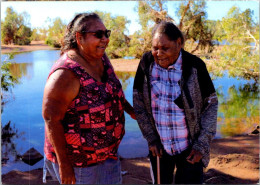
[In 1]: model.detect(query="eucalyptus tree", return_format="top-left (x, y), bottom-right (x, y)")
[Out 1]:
top-left (45, 17), bottom-right (67, 48)
top-left (129, 0), bottom-right (215, 58)
top-left (176, 0), bottom-right (214, 54)
top-left (97, 11), bottom-right (130, 59)
top-left (129, 1), bottom-right (172, 58)
top-left (210, 6), bottom-right (259, 81)
top-left (1, 7), bottom-right (32, 45)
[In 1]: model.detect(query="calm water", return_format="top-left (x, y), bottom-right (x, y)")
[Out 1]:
top-left (1, 50), bottom-right (259, 174)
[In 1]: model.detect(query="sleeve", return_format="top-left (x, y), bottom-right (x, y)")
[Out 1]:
top-left (133, 54), bottom-right (161, 147)
top-left (192, 61), bottom-right (218, 160)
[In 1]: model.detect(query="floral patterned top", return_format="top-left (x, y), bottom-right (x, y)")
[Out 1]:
top-left (44, 53), bottom-right (125, 167)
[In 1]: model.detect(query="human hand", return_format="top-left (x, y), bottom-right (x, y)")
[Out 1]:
top-left (130, 113), bottom-right (136, 120)
top-left (186, 149), bottom-right (202, 164)
top-left (149, 144), bottom-right (163, 158)
top-left (59, 162), bottom-right (76, 184)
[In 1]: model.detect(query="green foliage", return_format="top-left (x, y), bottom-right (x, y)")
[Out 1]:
top-left (96, 11), bottom-right (130, 58)
top-left (1, 7), bottom-right (32, 45)
top-left (129, 1), bottom-right (171, 58)
top-left (137, 1), bottom-right (172, 28)
top-left (45, 17), bottom-right (66, 48)
top-left (208, 20), bottom-right (225, 42)
top-left (15, 25), bottom-right (32, 45)
top-left (211, 6), bottom-right (259, 81)
top-left (30, 28), bottom-right (41, 41)
top-left (177, 0), bottom-right (214, 54)
top-left (131, 1), bottom-right (215, 57)
top-left (128, 29), bottom-right (152, 59)
top-left (1, 54), bottom-right (19, 113)
top-left (1, 54), bottom-right (19, 92)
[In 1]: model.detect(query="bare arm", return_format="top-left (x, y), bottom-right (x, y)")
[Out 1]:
top-left (124, 99), bottom-right (136, 120)
top-left (42, 69), bottom-right (80, 184)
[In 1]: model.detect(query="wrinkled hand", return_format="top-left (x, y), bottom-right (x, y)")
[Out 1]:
top-left (59, 162), bottom-right (76, 184)
top-left (186, 149), bottom-right (202, 164)
top-left (149, 143), bottom-right (163, 158)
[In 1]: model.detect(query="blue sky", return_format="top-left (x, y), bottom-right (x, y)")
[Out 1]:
top-left (1, 1), bottom-right (259, 35)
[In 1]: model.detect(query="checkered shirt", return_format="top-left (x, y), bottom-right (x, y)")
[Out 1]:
top-left (150, 52), bottom-right (189, 155)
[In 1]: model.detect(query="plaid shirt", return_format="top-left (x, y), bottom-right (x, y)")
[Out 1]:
top-left (150, 52), bottom-right (189, 155)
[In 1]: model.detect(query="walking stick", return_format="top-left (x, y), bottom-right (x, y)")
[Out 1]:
top-left (157, 156), bottom-right (160, 184)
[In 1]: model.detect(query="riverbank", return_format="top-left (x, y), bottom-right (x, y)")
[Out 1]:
top-left (1, 41), bottom-right (140, 72)
top-left (1, 41), bottom-right (58, 54)
top-left (2, 134), bottom-right (259, 184)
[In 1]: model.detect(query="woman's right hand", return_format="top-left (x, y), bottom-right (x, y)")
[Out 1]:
top-left (59, 162), bottom-right (76, 184)
top-left (149, 142), bottom-right (163, 158)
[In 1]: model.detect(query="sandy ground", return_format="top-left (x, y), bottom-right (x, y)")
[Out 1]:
top-left (2, 135), bottom-right (259, 184)
top-left (1, 42), bottom-right (259, 184)
top-left (1, 41), bottom-right (58, 54)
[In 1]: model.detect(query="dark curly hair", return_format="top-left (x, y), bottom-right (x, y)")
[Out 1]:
top-left (60, 12), bottom-right (101, 56)
top-left (152, 21), bottom-right (184, 45)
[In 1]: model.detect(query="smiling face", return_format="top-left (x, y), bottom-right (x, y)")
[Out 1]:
top-left (77, 19), bottom-right (109, 60)
top-left (152, 32), bottom-right (182, 69)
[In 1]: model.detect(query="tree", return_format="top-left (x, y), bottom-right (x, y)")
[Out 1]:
top-left (129, 1), bottom-right (170, 58)
top-left (97, 11), bottom-right (130, 58)
top-left (129, 1), bottom-right (215, 58)
top-left (1, 54), bottom-right (19, 113)
top-left (31, 28), bottom-right (41, 41)
top-left (210, 6), bottom-right (259, 81)
top-left (15, 25), bottom-right (32, 45)
top-left (1, 54), bottom-right (18, 92)
top-left (176, 0), bottom-right (214, 54)
top-left (128, 31), bottom-right (147, 59)
top-left (1, 7), bottom-right (32, 45)
top-left (45, 17), bottom-right (66, 48)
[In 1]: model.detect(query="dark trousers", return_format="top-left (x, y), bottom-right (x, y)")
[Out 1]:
top-left (149, 148), bottom-right (203, 184)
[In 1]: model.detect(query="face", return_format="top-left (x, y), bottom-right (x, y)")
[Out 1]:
top-left (77, 20), bottom-right (110, 59)
top-left (152, 32), bottom-right (182, 69)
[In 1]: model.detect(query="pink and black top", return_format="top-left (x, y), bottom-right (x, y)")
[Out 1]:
top-left (44, 53), bottom-right (125, 167)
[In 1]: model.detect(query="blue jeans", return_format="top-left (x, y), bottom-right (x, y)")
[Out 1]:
top-left (43, 156), bottom-right (122, 184)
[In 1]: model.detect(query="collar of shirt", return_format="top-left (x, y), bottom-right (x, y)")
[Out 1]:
top-left (167, 51), bottom-right (182, 70)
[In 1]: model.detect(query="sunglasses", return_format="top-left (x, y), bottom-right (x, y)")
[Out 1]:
top-left (81, 29), bottom-right (111, 39)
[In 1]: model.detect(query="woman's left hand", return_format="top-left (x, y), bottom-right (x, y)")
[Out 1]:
top-left (130, 113), bottom-right (136, 120)
top-left (186, 149), bottom-right (202, 164)
top-left (124, 100), bottom-right (136, 120)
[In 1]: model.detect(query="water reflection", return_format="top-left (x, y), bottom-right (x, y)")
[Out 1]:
top-left (9, 63), bottom-right (33, 80)
top-left (115, 71), bottom-right (136, 91)
top-left (1, 121), bottom-right (25, 166)
top-left (217, 82), bottom-right (259, 137)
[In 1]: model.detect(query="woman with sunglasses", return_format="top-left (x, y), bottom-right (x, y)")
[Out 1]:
top-left (42, 12), bottom-right (136, 184)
